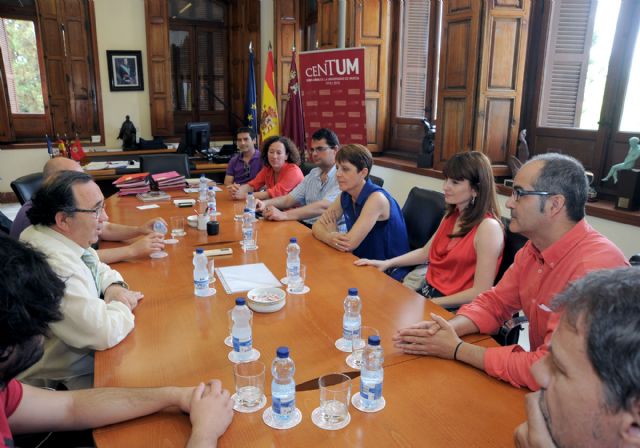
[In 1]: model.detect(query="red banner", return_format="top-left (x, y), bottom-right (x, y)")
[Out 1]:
top-left (299, 48), bottom-right (366, 148)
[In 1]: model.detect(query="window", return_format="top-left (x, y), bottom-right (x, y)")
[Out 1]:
top-left (619, 24), bottom-right (640, 133)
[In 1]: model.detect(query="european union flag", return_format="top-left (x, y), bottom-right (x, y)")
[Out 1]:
top-left (244, 43), bottom-right (258, 137)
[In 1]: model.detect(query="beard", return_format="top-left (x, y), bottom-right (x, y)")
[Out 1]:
top-left (0, 337), bottom-right (44, 388)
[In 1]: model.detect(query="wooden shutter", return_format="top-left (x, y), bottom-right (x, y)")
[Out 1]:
top-left (0, 20), bottom-right (15, 142)
top-left (434, 0), bottom-right (482, 168)
top-left (275, 0), bottom-right (301, 117)
top-left (539, 0), bottom-right (596, 128)
top-left (474, 0), bottom-right (531, 164)
top-left (317, 0), bottom-right (337, 49)
top-left (145, 0), bottom-right (174, 136)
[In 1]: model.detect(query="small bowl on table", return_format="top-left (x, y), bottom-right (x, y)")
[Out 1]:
top-left (246, 287), bottom-right (286, 313)
top-left (187, 215), bottom-right (198, 228)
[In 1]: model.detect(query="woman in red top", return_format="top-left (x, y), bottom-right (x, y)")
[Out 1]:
top-left (355, 151), bottom-right (504, 309)
top-left (230, 136), bottom-right (303, 201)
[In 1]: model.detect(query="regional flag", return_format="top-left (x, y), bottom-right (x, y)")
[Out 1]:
top-left (46, 134), bottom-right (53, 157)
top-left (282, 48), bottom-right (305, 154)
top-left (260, 42), bottom-right (279, 140)
top-left (70, 136), bottom-right (86, 161)
top-left (244, 43), bottom-right (258, 138)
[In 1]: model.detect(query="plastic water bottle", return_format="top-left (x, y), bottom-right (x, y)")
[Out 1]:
top-left (242, 208), bottom-right (255, 250)
top-left (286, 237), bottom-right (301, 282)
top-left (343, 288), bottom-right (362, 347)
top-left (271, 346), bottom-right (296, 423)
top-left (207, 186), bottom-right (217, 221)
top-left (198, 174), bottom-right (208, 202)
top-left (246, 191), bottom-right (256, 219)
top-left (193, 248), bottom-right (209, 296)
top-left (360, 335), bottom-right (384, 409)
top-left (231, 298), bottom-right (253, 361)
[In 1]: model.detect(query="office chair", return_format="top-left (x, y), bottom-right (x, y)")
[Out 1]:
top-left (401, 187), bottom-right (446, 250)
top-left (369, 175), bottom-right (384, 187)
top-left (10, 172), bottom-right (44, 205)
top-left (0, 211), bottom-right (12, 235)
top-left (140, 154), bottom-right (191, 178)
top-left (300, 162), bottom-right (318, 176)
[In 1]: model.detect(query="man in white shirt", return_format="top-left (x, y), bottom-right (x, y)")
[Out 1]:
top-left (19, 171), bottom-right (141, 389)
top-left (255, 128), bottom-right (342, 226)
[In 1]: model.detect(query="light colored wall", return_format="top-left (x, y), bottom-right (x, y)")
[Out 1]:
top-left (373, 165), bottom-right (640, 258)
top-left (0, 0), bottom-right (150, 192)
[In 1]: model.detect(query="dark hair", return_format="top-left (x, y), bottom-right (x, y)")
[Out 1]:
top-left (236, 126), bottom-right (256, 141)
top-left (260, 135), bottom-right (301, 166)
top-left (443, 151), bottom-right (502, 237)
top-left (552, 267), bottom-right (640, 413)
top-left (0, 235), bottom-right (64, 355)
top-left (311, 128), bottom-right (340, 148)
top-left (530, 153), bottom-right (588, 222)
top-left (27, 170), bottom-right (93, 226)
top-left (336, 144), bottom-right (373, 178)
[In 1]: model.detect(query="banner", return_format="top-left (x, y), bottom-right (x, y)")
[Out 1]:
top-left (243, 43), bottom-right (258, 138)
top-left (299, 48), bottom-right (366, 148)
top-left (282, 49), bottom-right (306, 153)
top-left (260, 43), bottom-right (279, 141)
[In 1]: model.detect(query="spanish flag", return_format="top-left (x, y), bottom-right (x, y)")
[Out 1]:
top-left (260, 42), bottom-right (279, 140)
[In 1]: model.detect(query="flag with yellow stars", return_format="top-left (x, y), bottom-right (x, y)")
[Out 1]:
top-left (244, 43), bottom-right (258, 138)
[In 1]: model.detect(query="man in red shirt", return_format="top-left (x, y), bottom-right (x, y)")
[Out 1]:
top-left (514, 267), bottom-right (640, 447)
top-left (393, 153), bottom-right (628, 390)
top-left (0, 235), bottom-right (233, 448)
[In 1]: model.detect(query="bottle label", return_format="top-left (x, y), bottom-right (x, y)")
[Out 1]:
top-left (243, 228), bottom-right (253, 240)
top-left (272, 396), bottom-right (295, 417)
top-left (287, 265), bottom-right (299, 277)
top-left (194, 279), bottom-right (208, 290)
top-left (232, 336), bottom-right (252, 353)
top-left (343, 325), bottom-right (361, 340)
top-left (360, 380), bottom-right (382, 401)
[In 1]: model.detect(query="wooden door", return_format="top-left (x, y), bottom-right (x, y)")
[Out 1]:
top-left (275, 0), bottom-right (302, 119)
top-left (317, 0), bottom-right (338, 49)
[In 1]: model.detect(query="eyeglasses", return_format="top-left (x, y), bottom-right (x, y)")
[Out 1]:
top-left (310, 146), bottom-right (333, 153)
top-left (511, 187), bottom-right (554, 202)
top-left (65, 204), bottom-right (105, 219)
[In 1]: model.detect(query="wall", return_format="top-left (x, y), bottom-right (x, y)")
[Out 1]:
top-left (373, 165), bottom-right (640, 258)
top-left (0, 0), bottom-right (150, 192)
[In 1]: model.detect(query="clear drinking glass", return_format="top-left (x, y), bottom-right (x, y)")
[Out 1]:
top-left (346, 326), bottom-right (379, 369)
top-left (311, 373), bottom-right (351, 430)
top-left (170, 216), bottom-right (186, 237)
top-left (233, 361), bottom-right (266, 412)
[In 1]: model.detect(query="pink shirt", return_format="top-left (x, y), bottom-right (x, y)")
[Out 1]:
top-left (248, 163), bottom-right (303, 198)
top-left (458, 219), bottom-right (628, 390)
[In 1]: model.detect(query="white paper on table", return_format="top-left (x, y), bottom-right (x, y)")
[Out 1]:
top-left (216, 263), bottom-right (282, 294)
top-left (83, 161), bottom-right (109, 170)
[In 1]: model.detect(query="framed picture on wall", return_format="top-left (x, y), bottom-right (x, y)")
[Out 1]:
top-left (107, 50), bottom-right (144, 92)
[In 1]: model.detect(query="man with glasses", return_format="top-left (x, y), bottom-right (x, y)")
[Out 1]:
top-left (255, 128), bottom-right (343, 227)
top-left (394, 153), bottom-right (628, 390)
top-left (223, 127), bottom-right (262, 186)
top-left (19, 171), bottom-right (141, 390)
top-left (10, 157), bottom-right (166, 262)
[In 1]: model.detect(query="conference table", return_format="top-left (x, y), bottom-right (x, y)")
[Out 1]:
top-left (93, 189), bottom-right (526, 447)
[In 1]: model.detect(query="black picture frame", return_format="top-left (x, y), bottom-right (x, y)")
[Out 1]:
top-left (106, 50), bottom-right (144, 92)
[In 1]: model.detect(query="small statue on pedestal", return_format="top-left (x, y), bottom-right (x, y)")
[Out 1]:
top-left (117, 115), bottom-right (137, 150)
top-left (417, 119), bottom-right (435, 168)
top-left (602, 136), bottom-right (640, 184)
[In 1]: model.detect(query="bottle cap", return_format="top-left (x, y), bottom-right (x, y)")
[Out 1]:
top-left (195, 248), bottom-right (204, 254)
top-left (248, 191), bottom-right (253, 196)
top-left (276, 346), bottom-right (289, 358)
top-left (235, 297), bottom-right (246, 306)
top-left (368, 335), bottom-right (380, 346)
top-left (348, 288), bottom-right (358, 296)
top-left (208, 186), bottom-right (213, 190)
top-left (289, 237), bottom-right (297, 243)
top-left (244, 208), bottom-right (250, 213)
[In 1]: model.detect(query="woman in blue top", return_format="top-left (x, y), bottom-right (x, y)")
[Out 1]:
top-left (312, 144), bottom-right (410, 280)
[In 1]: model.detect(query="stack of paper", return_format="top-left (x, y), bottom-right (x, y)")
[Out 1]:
top-left (151, 171), bottom-right (187, 191)
top-left (215, 263), bottom-right (282, 294)
top-left (112, 172), bottom-right (150, 196)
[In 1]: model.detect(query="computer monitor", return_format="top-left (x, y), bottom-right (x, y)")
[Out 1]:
top-left (183, 121), bottom-right (210, 156)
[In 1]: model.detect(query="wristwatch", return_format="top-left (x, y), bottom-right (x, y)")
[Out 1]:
top-left (108, 281), bottom-right (129, 290)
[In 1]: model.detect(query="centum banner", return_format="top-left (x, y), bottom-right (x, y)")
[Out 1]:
top-left (299, 48), bottom-right (366, 147)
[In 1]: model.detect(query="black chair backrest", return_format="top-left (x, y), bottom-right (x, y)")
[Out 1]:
top-left (401, 187), bottom-right (446, 250)
top-left (10, 172), bottom-right (43, 205)
top-left (494, 216), bottom-right (529, 284)
top-left (369, 175), bottom-right (384, 187)
top-left (0, 211), bottom-right (12, 235)
top-left (140, 154), bottom-right (190, 178)
top-left (300, 162), bottom-right (318, 176)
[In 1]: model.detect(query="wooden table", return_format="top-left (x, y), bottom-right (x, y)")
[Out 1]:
top-left (93, 191), bottom-right (525, 447)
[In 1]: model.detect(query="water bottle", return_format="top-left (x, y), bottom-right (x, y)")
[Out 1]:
top-left (286, 237), bottom-right (301, 282)
top-left (271, 346), bottom-right (296, 423)
top-left (193, 248), bottom-right (209, 297)
top-left (360, 335), bottom-right (384, 409)
top-left (246, 191), bottom-right (256, 219)
top-left (207, 186), bottom-right (217, 221)
top-left (231, 298), bottom-right (253, 361)
top-left (242, 208), bottom-right (255, 249)
top-left (342, 288), bottom-right (362, 347)
top-left (198, 174), bottom-right (208, 202)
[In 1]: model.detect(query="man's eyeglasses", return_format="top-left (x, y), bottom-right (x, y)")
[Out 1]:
top-left (65, 204), bottom-right (105, 219)
top-left (511, 187), bottom-right (554, 202)
top-left (309, 146), bottom-right (333, 153)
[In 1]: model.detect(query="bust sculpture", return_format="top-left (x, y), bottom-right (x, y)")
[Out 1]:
top-left (602, 136), bottom-right (640, 184)
top-left (117, 115), bottom-right (137, 150)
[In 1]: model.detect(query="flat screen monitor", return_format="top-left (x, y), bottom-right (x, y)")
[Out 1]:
top-left (183, 121), bottom-right (210, 156)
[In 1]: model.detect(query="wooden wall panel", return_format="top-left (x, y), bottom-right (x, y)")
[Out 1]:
top-left (317, 0), bottom-right (337, 48)
top-left (482, 98), bottom-right (513, 162)
top-left (440, 98), bottom-right (466, 159)
top-left (275, 0), bottom-right (302, 132)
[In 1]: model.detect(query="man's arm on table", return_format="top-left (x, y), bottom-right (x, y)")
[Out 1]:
top-left (101, 218), bottom-right (163, 241)
top-left (97, 233), bottom-right (165, 263)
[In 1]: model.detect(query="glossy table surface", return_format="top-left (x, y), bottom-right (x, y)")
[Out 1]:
top-left (93, 190), bottom-right (525, 447)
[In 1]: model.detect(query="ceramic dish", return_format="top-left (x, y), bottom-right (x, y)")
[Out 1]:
top-left (187, 215), bottom-right (198, 228)
top-left (246, 287), bottom-right (286, 313)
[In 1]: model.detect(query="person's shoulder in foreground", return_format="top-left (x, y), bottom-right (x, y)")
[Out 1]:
top-left (514, 267), bottom-right (640, 448)
top-left (0, 234), bottom-right (233, 447)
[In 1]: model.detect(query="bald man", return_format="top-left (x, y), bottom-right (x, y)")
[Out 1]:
top-left (10, 158), bottom-right (165, 263)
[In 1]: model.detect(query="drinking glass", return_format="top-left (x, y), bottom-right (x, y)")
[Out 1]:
top-left (346, 326), bottom-right (379, 369)
top-left (233, 361), bottom-right (266, 412)
top-left (311, 373), bottom-right (351, 430)
top-left (170, 216), bottom-right (186, 237)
